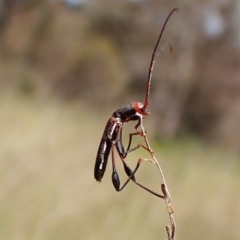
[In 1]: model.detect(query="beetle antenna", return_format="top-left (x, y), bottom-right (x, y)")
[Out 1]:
top-left (143, 8), bottom-right (178, 108)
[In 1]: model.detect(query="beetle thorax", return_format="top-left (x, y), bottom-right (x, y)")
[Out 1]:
top-left (112, 102), bottom-right (149, 122)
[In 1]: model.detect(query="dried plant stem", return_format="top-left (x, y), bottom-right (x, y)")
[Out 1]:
top-left (141, 127), bottom-right (176, 240)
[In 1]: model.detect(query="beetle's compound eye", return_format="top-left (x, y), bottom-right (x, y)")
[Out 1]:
top-left (139, 104), bottom-right (150, 116)
top-left (141, 107), bottom-right (150, 116)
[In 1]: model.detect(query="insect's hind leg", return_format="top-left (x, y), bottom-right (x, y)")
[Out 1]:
top-left (114, 124), bottom-right (152, 181)
top-left (111, 146), bottom-right (164, 198)
top-left (115, 121), bottom-right (144, 159)
top-left (111, 144), bottom-right (121, 190)
top-left (115, 129), bottom-right (151, 181)
top-left (113, 126), bottom-right (136, 181)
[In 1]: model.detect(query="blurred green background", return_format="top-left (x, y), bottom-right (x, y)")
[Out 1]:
top-left (0, 0), bottom-right (240, 240)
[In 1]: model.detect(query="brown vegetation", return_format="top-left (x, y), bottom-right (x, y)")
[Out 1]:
top-left (0, 1), bottom-right (240, 239)
top-left (1, 0), bottom-right (240, 147)
top-left (0, 94), bottom-right (239, 240)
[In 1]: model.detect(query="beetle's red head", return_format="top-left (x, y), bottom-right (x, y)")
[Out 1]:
top-left (133, 102), bottom-right (150, 118)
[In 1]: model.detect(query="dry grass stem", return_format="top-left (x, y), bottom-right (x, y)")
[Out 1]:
top-left (141, 127), bottom-right (176, 240)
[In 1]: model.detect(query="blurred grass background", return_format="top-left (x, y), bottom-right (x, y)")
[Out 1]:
top-left (1, 93), bottom-right (239, 240)
top-left (0, 0), bottom-right (240, 240)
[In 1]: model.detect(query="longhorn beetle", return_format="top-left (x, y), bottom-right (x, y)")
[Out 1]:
top-left (94, 8), bottom-right (178, 198)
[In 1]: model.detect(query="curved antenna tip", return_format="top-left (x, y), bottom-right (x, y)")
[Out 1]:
top-left (143, 8), bottom-right (178, 108)
top-left (173, 7), bottom-right (179, 12)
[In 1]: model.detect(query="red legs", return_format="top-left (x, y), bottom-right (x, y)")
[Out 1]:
top-left (127, 118), bottom-right (154, 155)
top-left (118, 119), bottom-right (153, 159)
top-left (111, 145), bottom-right (164, 198)
top-left (126, 132), bottom-right (153, 153)
top-left (114, 123), bottom-right (148, 159)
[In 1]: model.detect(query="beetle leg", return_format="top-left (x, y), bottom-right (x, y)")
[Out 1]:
top-left (111, 146), bottom-right (164, 198)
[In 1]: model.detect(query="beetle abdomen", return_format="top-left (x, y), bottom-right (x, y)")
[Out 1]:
top-left (94, 137), bottom-right (112, 181)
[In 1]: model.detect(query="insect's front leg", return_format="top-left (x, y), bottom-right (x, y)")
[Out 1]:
top-left (126, 116), bottom-right (153, 154)
top-left (126, 132), bottom-right (153, 155)
top-left (134, 115), bottom-right (146, 136)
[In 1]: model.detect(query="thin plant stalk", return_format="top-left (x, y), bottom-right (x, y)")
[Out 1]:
top-left (142, 125), bottom-right (176, 240)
